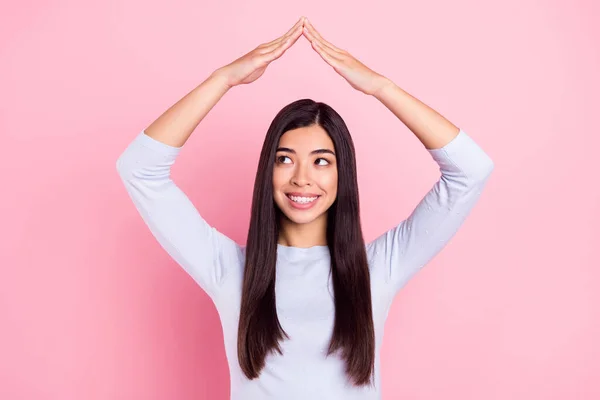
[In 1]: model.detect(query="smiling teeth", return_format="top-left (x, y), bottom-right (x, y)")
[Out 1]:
top-left (289, 195), bottom-right (318, 204)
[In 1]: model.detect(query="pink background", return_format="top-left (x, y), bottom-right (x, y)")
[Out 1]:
top-left (1, 0), bottom-right (598, 399)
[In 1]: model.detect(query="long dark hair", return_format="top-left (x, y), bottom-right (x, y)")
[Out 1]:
top-left (237, 98), bottom-right (375, 387)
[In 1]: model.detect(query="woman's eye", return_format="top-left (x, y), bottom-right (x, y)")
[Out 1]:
top-left (276, 156), bottom-right (330, 165)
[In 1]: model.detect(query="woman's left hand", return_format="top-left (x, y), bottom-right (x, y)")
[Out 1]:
top-left (302, 18), bottom-right (392, 96)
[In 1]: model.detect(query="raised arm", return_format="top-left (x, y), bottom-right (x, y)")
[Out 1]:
top-left (365, 78), bottom-right (494, 297)
top-left (115, 18), bottom-right (306, 301)
top-left (294, 18), bottom-right (496, 299)
top-left (115, 73), bottom-right (241, 301)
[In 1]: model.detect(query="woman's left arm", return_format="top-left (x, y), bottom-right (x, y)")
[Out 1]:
top-left (303, 19), bottom-right (495, 295)
top-left (302, 17), bottom-right (460, 150)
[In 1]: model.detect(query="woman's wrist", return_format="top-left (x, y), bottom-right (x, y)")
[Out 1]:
top-left (209, 68), bottom-right (235, 90)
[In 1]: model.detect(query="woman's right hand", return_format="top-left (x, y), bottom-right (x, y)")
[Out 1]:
top-left (212, 17), bottom-right (306, 88)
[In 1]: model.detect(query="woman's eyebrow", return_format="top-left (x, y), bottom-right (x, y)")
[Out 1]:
top-left (276, 147), bottom-right (336, 156)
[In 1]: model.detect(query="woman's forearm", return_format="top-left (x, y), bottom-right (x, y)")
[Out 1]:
top-left (373, 80), bottom-right (460, 150)
top-left (144, 70), bottom-right (232, 148)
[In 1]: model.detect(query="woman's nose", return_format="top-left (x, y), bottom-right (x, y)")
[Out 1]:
top-left (291, 164), bottom-right (311, 186)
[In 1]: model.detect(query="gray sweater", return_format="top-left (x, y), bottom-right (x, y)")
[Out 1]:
top-left (116, 127), bottom-right (494, 399)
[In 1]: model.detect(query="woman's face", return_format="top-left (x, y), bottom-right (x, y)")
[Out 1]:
top-left (272, 124), bottom-right (338, 225)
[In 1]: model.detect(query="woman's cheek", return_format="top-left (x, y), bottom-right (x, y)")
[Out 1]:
top-left (321, 171), bottom-right (338, 191)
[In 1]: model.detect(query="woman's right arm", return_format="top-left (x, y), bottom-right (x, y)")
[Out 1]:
top-left (116, 17), bottom-right (306, 301)
top-left (115, 73), bottom-right (242, 301)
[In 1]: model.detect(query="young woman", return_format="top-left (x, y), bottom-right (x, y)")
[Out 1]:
top-left (116, 16), bottom-right (494, 400)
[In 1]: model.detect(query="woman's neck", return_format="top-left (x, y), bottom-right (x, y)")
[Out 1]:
top-left (278, 213), bottom-right (328, 248)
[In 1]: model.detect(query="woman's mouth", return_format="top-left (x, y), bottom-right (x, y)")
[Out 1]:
top-left (285, 194), bottom-right (321, 210)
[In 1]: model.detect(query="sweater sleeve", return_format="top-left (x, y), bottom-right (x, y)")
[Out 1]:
top-left (116, 130), bottom-right (243, 301)
top-left (366, 128), bottom-right (494, 297)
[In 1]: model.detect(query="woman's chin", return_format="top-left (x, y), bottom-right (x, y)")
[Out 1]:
top-left (284, 208), bottom-right (329, 225)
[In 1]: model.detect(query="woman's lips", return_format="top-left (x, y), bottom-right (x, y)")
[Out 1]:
top-left (286, 194), bottom-right (321, 210)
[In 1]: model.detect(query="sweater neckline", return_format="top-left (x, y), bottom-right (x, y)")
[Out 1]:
top-left (276, 243), bottom-right (330, 260)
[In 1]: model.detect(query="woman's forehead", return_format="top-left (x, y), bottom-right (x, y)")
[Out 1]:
top-left (278, 126), bottom-right (334, 151)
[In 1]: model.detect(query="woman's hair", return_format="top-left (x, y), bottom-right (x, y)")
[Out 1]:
top-left (237, 98), bottom-right (375, 387)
